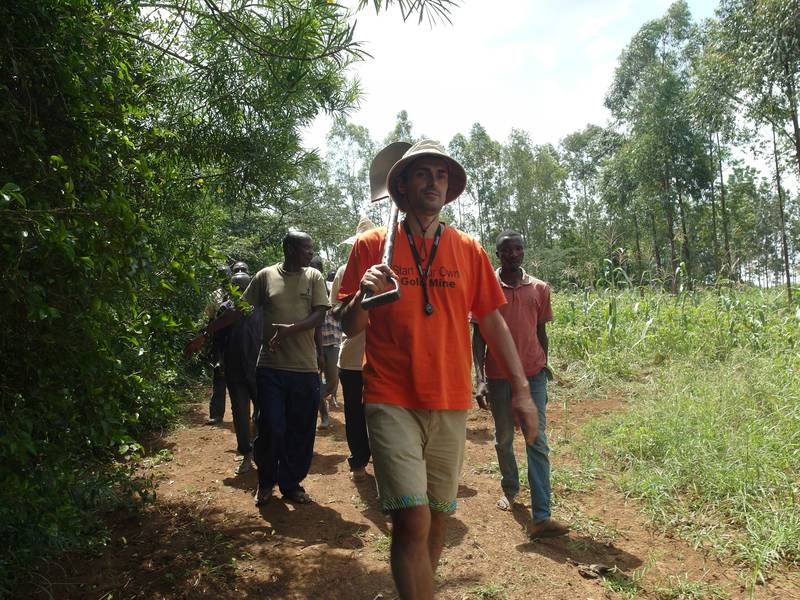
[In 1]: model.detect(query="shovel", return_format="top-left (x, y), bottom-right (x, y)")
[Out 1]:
top-left (360, 141), bottom-right (411, 310)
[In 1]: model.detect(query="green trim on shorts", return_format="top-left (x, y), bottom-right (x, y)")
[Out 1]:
top-left (380, 494), bottom-right (458, 513)
top-left (429, 497), bottom-right (457, 513)
top-left (381, 493), bottom-right (430, 512)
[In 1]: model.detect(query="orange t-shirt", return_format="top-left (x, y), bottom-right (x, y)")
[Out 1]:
top-left (338, 224), bottom-right (506, 410)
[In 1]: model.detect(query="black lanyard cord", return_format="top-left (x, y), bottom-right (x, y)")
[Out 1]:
top-left (402, 219), bottom-right (443, 316)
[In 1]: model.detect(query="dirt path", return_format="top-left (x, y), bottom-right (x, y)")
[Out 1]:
top-left (33, 390), bottom-right (800, 599)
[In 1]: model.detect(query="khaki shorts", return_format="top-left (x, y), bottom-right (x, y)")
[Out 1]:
top-left (365, 403), bottom-right (467, 513)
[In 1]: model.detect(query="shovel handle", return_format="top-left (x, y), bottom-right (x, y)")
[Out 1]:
top-left (360, 202), bottom-right (402, 311)
top-left (361, 276), bottom-right (401, 310)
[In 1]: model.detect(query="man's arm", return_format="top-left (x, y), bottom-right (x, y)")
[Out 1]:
top-left (476, 309), bottom-right (538, 444)
top-left (184, 308), bottom-right (243, 357)
top-left (269, 305), bottom-right (327, 352)
top-left (471, 322), bottom-right (489, 409)
top-left (537, 321), bottom-right (548, 361)
top-left (314, 324), bottom-right (325, 371)
top-left (339, 263), bottom-right (396, 337)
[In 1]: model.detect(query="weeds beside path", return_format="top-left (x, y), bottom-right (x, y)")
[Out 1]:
top-left (24, 388), bottom-right (800, 600)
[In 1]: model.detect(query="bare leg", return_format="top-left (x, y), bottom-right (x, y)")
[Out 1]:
top-left (390, 506), bottom-right (435, 600)
top-left (428, 510), bottom-right (447, 572)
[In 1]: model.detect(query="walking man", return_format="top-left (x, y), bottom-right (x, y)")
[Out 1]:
top-left (185, 231), bottom-right (328, 506)
top-left (472, 230), bottom-right (569, 538)
top-left (338, 140), bottom-right (538, 600)
top-left (204, 264), bottom-right (232, 425)
top-left (223, 271), bottom-right (262, 475)
top-left (188, 269), bottom-right (260, 470)
top-left (310, 256), bottom-right (340, 429)
top-left (245, 232), bottom-right (329, 505)
top-left (330, 217), bottom-right (378, 481)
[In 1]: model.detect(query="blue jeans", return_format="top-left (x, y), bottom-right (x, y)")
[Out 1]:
top-left (487, 370), bottom-right (551, 522)
top-left (254, 368), bottom-right (320, 494)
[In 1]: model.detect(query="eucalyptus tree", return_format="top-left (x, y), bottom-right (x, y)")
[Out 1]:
top-left (561, 124), bottom-right (618, 276)
top-left (599, 134), bottom-right (650, 279)
top-left (710, 0), bottom-right (799, 300)
top-left (502, 129), bottom-right (539, 243)
top-left (326, 118), bottom-right (377, 214)
top-left (725, 166), bottom-right (785, 285)
top-left (713, 0), bottom-right (800, 179)
top-left (690, 20), bottom-right (740, 278)
top-left (501, 129), bottom-right (566, 282)
top-left (383, 109), bottom-right (417, 145)
top-left (606, 0), bottom-right (712, 289)
top-left (448, 123), bottom-right (505, 247)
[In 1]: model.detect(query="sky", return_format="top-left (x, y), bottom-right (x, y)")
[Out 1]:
top-left (302, 0), bottom-right (720, 155)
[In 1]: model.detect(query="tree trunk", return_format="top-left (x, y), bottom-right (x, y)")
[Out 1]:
top-left (633, 211), bottom-right (643, 277)
top-left (663, 186), bottom-right (678, 292)
top-left (771, 123), bottom-right (793, 303)
top-left (650, 209), bottom-right (662, 285)
top-left (675, 181), bottom-right (692, 290)
top-left (715, 132), bottom-right (733, 278)
top-left (708, 137), bottom-right (720, 277)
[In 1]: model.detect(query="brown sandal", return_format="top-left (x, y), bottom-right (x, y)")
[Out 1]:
top-left (285, 489), bottom-right (312, 504)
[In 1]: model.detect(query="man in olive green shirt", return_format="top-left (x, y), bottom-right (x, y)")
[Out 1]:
top-left (243, 231), bottom-right (329, 506)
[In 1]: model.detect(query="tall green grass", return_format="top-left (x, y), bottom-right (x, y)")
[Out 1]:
top-left (551, 286), bottom-right (800, 580)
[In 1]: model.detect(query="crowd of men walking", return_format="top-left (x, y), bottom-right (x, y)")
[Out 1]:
top-left (185, 140), bottom-right (568, 600)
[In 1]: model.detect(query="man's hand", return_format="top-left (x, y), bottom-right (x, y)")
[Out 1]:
top-left (359, 264), bottom-right (398, 296)
top-left (184, 333), bottom-right (205, 358)
top-left (268, 323), bottom-right (293, 352)
top-left (474, 380), bottom-right (490, 410)
top-left (511, 384), bottom-right (538, 445)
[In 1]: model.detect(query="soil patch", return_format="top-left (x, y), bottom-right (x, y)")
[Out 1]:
top-left (28, 391), bottom-right (800, 599)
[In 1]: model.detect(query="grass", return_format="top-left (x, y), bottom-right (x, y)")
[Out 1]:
top-left (600, 569), bottom-right (643, 599)
top-left (654, 574), bottom-right (729, 599)
top-left (465, 583), bottom-right (508, 599)
top-left (551, 286), bottom-right (800, 584)
top-left (374, 533), bottom-right (391, 555)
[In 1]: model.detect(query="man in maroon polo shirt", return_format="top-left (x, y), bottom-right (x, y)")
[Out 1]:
top-left (473, 229), bottom-right (569, 539)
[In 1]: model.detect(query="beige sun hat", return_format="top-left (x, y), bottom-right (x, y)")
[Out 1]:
top-left (386, 139), bottom-right (467, 212)
top-left (340, 216), bottom-right (378, 246)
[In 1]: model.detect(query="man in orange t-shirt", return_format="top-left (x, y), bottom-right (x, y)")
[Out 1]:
top-left (338, 140), bottom-right (538, 600)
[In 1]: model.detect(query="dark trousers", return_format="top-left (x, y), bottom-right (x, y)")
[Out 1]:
top-left (226, 378), bottom-right (256, 455)
top-left (208, 367), bottom-right (226, 419)
top-left (254, 367), bottom-right (320, 494)
top-left (340, 368), bottom-right (370, 470)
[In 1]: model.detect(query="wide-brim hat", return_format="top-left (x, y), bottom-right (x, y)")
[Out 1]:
top-left (369, 141), bottom-right (413, 202)
top-left (340, 215), bottom-right (378, 246)
top-left (386, 139), bottom-right (467, 212)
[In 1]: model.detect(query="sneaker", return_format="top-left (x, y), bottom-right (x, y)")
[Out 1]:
top-left (319, 415), bottom-right (330, 429)
top-left (235, 455), bottom-right (253, 475)
top-left (254, 485), bottom-right (271, 507)
top-left (529, 518), bottom-right (570, 539)
top-left (205, 417), bottom-right (222, 425)
top-left (350, 467), bottom-right (366, 482)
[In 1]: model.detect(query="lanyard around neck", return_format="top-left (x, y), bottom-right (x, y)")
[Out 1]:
top-left (402, 219), bottom-right (444, 316)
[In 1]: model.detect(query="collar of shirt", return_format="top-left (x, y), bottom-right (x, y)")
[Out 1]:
top-left (495, 267), bottom-right (532, 288)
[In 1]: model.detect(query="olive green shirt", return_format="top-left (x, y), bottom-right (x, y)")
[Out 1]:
top-left (243, 263), bottom-right (330, 372)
